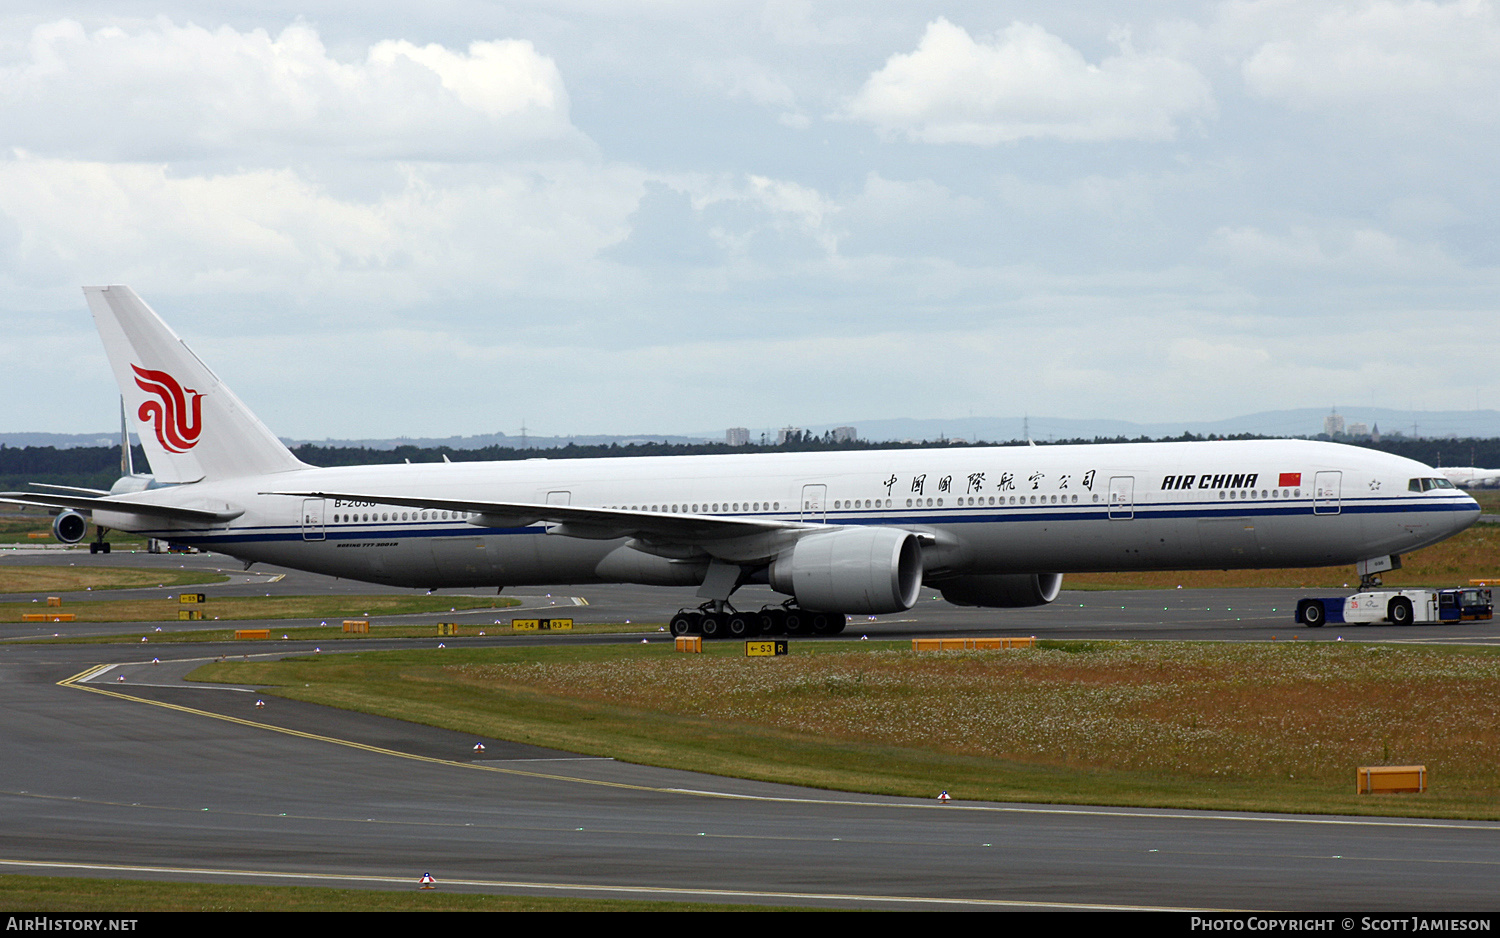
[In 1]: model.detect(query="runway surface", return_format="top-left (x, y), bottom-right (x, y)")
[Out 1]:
top-left (2, 547), bottom-right (1499, 910)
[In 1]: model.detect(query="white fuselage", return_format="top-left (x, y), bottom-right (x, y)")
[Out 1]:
top-left (1440, 467), bottom-right (1500, 488)
top-left (98, 439), bottom-right (1479, 592)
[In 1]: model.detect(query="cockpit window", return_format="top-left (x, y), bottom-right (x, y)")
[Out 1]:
top-left (1409, 477), bottom-right (1457, 492)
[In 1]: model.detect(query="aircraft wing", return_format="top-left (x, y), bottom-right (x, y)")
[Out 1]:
top-left (28, 483), bottom-right (111, 496)
top-left (0, 492), bottom-right (243, 524)
top-left (267, 489), bottom-right (817, 542)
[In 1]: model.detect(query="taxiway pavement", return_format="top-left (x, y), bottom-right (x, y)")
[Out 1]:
top-left (2, 548), bottom-right (1497, 910)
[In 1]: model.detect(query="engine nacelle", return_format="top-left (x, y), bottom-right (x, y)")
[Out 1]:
top-left (52, 510), bottom-right (88, 544)
top-left (769, 527), bottom-right (923, 614)
top-left (936, 573), bottom-right (1063, 608)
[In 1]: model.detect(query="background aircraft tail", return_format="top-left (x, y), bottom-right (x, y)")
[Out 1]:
top-left (84, 286), bottom-right (308, 483)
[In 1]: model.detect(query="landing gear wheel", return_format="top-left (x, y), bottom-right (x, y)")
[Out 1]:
top-left (807, 612), bottom-right (848, 635)
top-left (700, 614), bottom-right (724, 639)
top-left (726, 614), bottom-right (753, 638)
top-left (759, 609), bottom-right (785, 635)
top-left (1301, 601), bottom-right (1325, 628)
top-left (1388, 597), bottom-right (1414, 626)
top-left (783, 611), bottom-right (808, 635)
top-left (669, 614), bottom-right (699, 637)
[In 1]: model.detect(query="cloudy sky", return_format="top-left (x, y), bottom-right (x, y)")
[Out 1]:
top-left (1, 1), bottom-right (1496, 440)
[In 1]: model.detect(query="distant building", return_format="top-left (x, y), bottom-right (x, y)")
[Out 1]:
top-left (726, 427), bottom-right (750, 446)
top-left (776, 427), bottom-right (803, 445)
top-left (1347, 422), bottom-right (1369, 438)
top-left (1323, 410), bottom-right (1345, 437)
top-left (831, 426), bottom-right (857, 443)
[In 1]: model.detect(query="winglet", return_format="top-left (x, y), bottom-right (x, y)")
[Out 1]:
top-left (84, 286), bottom-right (308, 483)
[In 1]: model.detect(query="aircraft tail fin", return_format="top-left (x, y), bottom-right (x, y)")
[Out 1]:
top-left (119, 397), bottom-right (134, 477)
top-left (84, 286), bottom-right (308, 483)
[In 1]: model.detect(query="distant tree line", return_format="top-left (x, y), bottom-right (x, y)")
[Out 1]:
top-left (1354, 438), bottom-right (1500, 469)
top-left (0, 444), bottom-right (146, 491)
top-left (4, 434), bottom-right (1499, 490)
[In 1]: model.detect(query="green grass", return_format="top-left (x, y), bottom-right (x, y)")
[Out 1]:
top-left (193, 639), bottom-right (1500, 820)
top-left (0, 564), bottom-right (227, 594)
top-left (1469, 488), bottom-right (1500, 513)
top-left (29, 617), bottom-right (656, 644)
top-left (0, 516), bottom-right (147, 548)
top-left (1069, 522), bottom-right (1500, 589)
top-left (4, 594), bottom-right (523, 628)
top-left (0, 874), bottom-right (810, 912)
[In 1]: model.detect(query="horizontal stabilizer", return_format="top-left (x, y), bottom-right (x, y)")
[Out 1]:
top-left (28, 483), bottom-right (111, 496)
top-left (0, 492), bottom-right (242, 524)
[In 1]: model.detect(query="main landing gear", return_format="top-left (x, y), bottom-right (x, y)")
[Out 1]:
top-left (669, 602), bottom-right (847, 639)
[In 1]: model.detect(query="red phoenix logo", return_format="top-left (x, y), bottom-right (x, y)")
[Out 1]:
top-left (132, 364), bottom-right (203, 453)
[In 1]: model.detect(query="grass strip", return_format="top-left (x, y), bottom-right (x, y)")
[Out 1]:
top-left (0, 874), bottom-right (810, 912)
top-left (0, 565), bottom-right (227, 594)
top-left (1068, 524), bottom-right (1500, 589)
top-left (193, 639), bottom-right (1500, 821)
top-left (29, 618), bottom-right (655, 644)
top-left (4, 594), bottom-right (521, 626)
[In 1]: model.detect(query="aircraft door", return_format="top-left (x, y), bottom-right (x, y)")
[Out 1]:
top-left (301, 498), bottom-right (326, 541)
top-left (1108, 476), bottom-right (1135, 520)
top-left (544, 491), bottom-right (571, 531)
top-left (1314, 471), bottom-right (1341, 515)
top-left (801, 484), bottom-right (828, 523)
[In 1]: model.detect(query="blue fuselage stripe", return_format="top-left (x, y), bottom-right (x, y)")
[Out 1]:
top-left (154, 496), bottom-right (1473, 546)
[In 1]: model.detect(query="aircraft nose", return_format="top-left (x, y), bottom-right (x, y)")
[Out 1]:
top-left (1453, 493), bottom-right (1482, 533)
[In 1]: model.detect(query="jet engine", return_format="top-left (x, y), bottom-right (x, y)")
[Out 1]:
top-left (935, 573), bottom-right (1063, 608)
top-left (52, 510), bottom-right (88, 544)
top-left (769, 526), bottom-right (923, 614)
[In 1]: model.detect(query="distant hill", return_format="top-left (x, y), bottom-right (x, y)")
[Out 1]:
top-left (0, 430), bottom-right (716, 451)
top-left (0, 431), bottom-right (123, 448)
top-left (6, 407), bottom-right (1499, 450)
top-left (774, 408), bottom-right (1500, 444)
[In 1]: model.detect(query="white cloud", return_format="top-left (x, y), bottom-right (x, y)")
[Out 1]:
top-left (0, 18), bottom-right (582, 160)
top-left (1, 4), bottom-right (1498, 435)
top-left (696, 56), bottom-right (809, 128)
top-left (759, 0), bottom-right (867, 46)
top-left (846, 18), bottom-right (1213, 144)
top-left (1167, 336), bottom-right (1273, 369)
top-left (0, 153), bottom-right (642, 311)
top-left (1238, 0), bottom-right (1500, 119)
top-left (1206, 223), bottom-right (1463, 279)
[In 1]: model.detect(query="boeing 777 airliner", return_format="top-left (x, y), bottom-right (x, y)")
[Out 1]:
top-left (2, 287), bottom-right (1480, 637)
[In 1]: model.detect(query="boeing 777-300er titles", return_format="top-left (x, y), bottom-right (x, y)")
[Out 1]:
top-left (2, 286), bottom-right (1480, 637)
